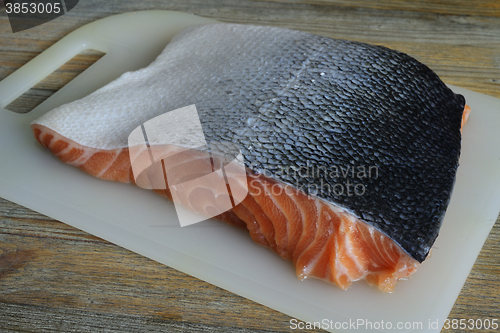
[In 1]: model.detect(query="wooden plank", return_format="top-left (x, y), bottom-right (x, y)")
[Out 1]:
top-left (0, 302), bottom-right (275, 333)
top-left (0, 197), bottom-right (498, 332)
top-left (301, 0), bottom-right (500, 18)
top-left (1, 1), bottom-right (499, 332)
top-left (0, 198), bottom-right (321, 333)
top-left (2, 2), bottom-right (499, 99)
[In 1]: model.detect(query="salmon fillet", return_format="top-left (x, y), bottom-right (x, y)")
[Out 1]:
top-left (32, 124), bottom-right (421, 292)
top-left (31, 23), bottom-right (468, 292)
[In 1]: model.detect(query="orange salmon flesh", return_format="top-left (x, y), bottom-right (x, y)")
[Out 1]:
top-left (30, 105), bottom-right (470, 292)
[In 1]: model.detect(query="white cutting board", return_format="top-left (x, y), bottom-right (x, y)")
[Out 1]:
top-left (1, 11), bottom-right (499, 333)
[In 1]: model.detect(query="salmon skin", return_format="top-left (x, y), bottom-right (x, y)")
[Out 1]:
top-left (31, 24), bottom-right (466, 291)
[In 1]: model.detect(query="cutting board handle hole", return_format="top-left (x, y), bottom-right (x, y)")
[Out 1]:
top-left (5, 49), bottom-right (106, 114)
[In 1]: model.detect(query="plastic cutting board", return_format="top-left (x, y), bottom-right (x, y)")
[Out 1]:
top-left (1, 11), bottom-right (500, 333)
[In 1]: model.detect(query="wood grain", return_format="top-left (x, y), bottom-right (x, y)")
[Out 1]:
top-left (1, 1), bottom-right (499, 332)
top-left (3, 49), bottom-right (104, 113)
top-left (302, 0), bottom-right (500, 18)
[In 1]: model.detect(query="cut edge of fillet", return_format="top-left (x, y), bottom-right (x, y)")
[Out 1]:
top-left (32, 123), bottom-right (421, 292)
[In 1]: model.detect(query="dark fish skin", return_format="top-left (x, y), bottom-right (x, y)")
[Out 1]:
top-left (166, 24), bottom-right (466, 263)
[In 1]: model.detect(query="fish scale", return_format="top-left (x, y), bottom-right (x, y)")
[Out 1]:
top-left (33, 23), bottom-right (464, 264)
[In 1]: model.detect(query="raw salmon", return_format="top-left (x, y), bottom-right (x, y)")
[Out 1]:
top-left (31, 23), bottom-right (467, 292)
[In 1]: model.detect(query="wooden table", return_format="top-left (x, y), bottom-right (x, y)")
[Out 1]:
top-left (1, 1), bottom-right (499, 332)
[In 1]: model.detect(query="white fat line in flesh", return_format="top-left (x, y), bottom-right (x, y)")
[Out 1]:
top-left (378, 230), bottom-right (399, 267)
top-left (339, 215), bottom-right (365, 275)
top-left (285, 186), bottom-right (306, 261)
top-left (299, 200), bottom-right (324, 278)
top-left (70, 146), bottom-right (98, 167)
top-left (357, 224), bottom-right (380, 269)
top-left (51, 135), bottom-right (95, 166)
top-left (240, 200), bottom-right (268, 247)
top-left (333, 225), bottom-right (350, 282)
top-left (324, 202), bottom-right (345, 215)
top-left (282, 187), bottom-right (303, 253)
top-left (96, 148), bottom-right (123, 178)
top-left (261, 181), bottom-right (289, 251)
top-left (369, 227), bottom-right (393, 268)
top-left (384, 230), bottom-right (401, 265)
top-left (314, 200), bottom-right (322, 231)
top-left (42, 127), bottom-right (103, 167)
